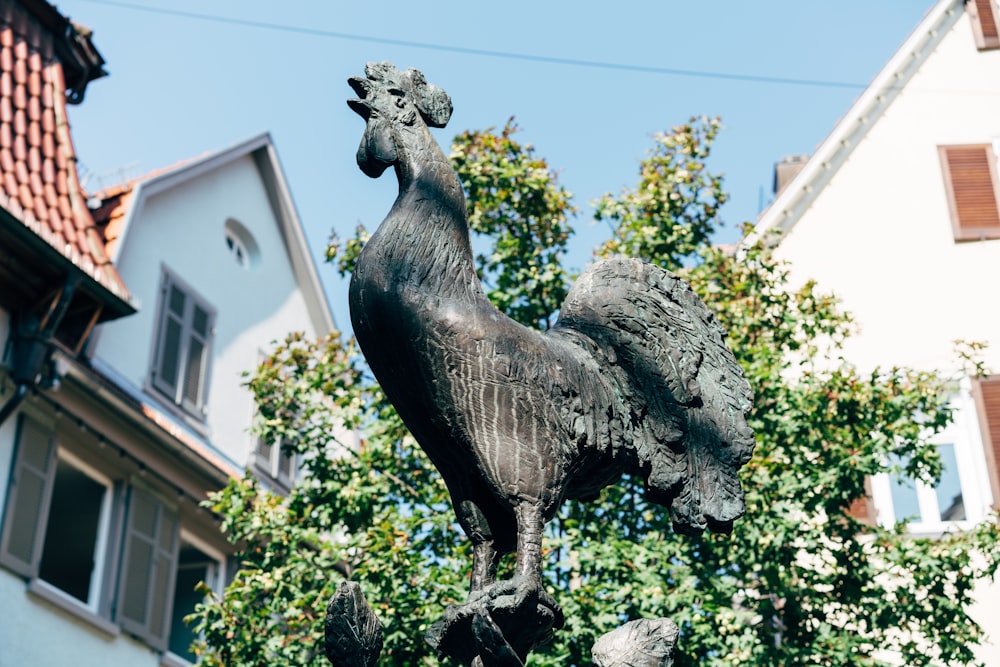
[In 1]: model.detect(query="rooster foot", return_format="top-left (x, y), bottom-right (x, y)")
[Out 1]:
top-left (484, 573), bottom-right (564, 633)
top-left (426, 575), bottom-right (563, 665)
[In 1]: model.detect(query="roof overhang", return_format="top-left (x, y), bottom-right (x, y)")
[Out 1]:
top-left (0, 204), bottom-right (136, 353)
top-left (749, 0), bottom-right (964, 246)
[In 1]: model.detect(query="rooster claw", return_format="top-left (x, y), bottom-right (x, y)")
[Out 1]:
top-left (427, 576), bottom-right (563, 665)
top-left (485, 575), bottom-right (565, 631)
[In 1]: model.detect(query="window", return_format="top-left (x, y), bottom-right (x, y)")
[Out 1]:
top-left (0, 413), bottom-right (185, 650)
top-left (223, 218), bottom-right (260, 270)
top-left (969, 0), bottom-right (1000, 51)
top-left (151, 269), bottom-right (215, 419)
top-left (225, 231), bottom-right (249, 268)
top-left (887, 444), bottom-right (966, 524)
top-left (253, 435), bottom-right (296, 491)
top-left (872, 384), bottom-right (994, 532)
top-left (37, 452), bottom-right (113, 612)
top-left (167, 534), bottom-right (225, 663)
top-left (938, 144), bottom-right (1000, 242)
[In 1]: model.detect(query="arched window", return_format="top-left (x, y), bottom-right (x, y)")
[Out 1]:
top-left (223, 218), bottom-right (260, 270)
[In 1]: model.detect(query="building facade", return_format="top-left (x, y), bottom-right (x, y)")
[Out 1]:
top-left (754, 0), bottom-right (1000, 662)
top-left (0, 3), bottom-right (334, 665)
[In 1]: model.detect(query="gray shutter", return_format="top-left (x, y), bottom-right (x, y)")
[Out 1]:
top-left (0, 414), bottom-right (57, 577)
top-left (277, 445), bottom-right (295, 486)
top-left (180, 302), bottom-right (212, 414)
top-left (153, 276), bottom-right (187, 401)
top-left (116, 486), bottom-right (179, 650)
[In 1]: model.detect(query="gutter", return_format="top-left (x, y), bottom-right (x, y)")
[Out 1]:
top-left (56, 352), bottom-right (239, 487)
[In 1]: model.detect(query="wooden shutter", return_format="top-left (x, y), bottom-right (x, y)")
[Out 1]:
top-left (0, 415), bottom-right (57, 577)
top-left (939, 144), bottom-right (1000, 241)
top-left (969, 0), bottom-right (1000, 50)
top-left (974, 376), bottom-right (1000, 509)
top-left (116, 486), bottom-right (179, 650)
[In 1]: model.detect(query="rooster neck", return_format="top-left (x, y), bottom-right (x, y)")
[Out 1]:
top-left (353, 125), bottom-right (484, 313)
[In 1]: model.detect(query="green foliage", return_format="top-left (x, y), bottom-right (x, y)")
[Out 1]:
top-left (191, 119), bottom-right (1000, 666)
top-left (595, 116), bottom-right (727, 267)
top-left (450, 119), bottom-right (576, 329)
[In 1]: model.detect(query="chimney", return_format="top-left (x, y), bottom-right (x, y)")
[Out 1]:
top-left (773, 154), bottom-right (810, 196)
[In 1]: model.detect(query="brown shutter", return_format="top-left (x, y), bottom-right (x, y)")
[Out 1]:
top-left (846, 478), bottom-right (875, 525)
top-left (969, 0), bottom-right (1000, 50)
top-left (939, 144), bottom-right (1000, 241)
top-left (973, 376), bottom-right (1000, 508)
top-left (0, 414), bottom-right (57, 577)
top-left (116, 486), bottom-right (179, 650)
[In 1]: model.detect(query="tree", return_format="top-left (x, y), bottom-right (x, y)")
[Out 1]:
top-left (191, 118), bottom-right (1000, 666)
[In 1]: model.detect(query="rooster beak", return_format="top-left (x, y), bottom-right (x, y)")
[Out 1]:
top-left (347, 98), bottom-right (370, 119)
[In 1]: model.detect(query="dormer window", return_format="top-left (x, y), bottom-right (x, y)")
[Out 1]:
top-left (150, 268), bottom-right (215, 420)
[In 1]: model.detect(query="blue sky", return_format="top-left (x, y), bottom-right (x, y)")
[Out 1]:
top-left (60, 0), bottom-right (934, 330)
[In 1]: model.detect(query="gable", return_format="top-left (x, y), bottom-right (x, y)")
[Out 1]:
top-left (90, 140), bottom-right (334, 466)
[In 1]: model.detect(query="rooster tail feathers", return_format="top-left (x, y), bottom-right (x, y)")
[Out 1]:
top-left (554, 257), bottom-right (755, 534)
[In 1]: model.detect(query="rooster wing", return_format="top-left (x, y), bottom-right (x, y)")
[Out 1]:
top-left (552, 257), bottom-right (754, 534)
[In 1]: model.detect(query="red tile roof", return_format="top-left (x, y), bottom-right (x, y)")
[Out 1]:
top-left (0, 2), bottom-right (131, 306)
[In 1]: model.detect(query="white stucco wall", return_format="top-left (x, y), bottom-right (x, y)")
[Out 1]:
top-left (0, 569), bottom-right (162, 667)
top-left (93, 154), bottom-right (321, 467)
top-left (774, 11), bottom-right (1000, 375)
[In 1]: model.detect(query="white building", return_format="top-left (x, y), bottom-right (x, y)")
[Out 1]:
top-left (754, 0), bottom-right (1000, 662)
top-left (0, 3), bottom-right (335, 665)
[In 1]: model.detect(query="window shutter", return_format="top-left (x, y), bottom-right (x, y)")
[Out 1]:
top-left (846, 478), bottom-right (875, 525)
top-left (116, 486), bottom-right (179, 650)
top-left (975, 376), bottom-right (1000, 508)
top-left (180, 303), bottom-right (212, 414)
top-left (153, 277), bottom-right (186, 400)
top-left (0, 415), bottom-right (57, 577)
top-left (970, 0), bottom-right (1000, 50)
top-left (939, 144), bottom-right (1000, 241)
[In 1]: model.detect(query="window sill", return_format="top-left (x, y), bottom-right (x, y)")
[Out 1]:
top-left (27, 578), bottom-right (120, 639)
top-left (144, 381), bottom-right (211, 439)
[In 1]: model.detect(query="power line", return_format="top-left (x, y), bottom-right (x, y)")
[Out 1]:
top-left (78, 0), bottom-right (868, 91)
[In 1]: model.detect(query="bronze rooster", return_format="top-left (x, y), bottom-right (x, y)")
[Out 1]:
top-left (346, 62), bottom-right (754, 666)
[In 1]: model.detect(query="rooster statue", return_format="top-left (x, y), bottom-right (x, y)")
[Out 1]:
top-left (345, 62), bottom-right (754, 666)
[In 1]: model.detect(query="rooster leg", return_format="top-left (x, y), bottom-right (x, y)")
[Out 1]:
top-left (487, 501), bottom-right (564, 630)
top-left (513, 502), bottom-right (544, 585)
top-left (458, 500), bottom-right (501, 596)
top-left (471, 540), bottom-right (500, 595)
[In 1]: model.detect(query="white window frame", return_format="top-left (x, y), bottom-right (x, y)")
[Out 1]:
top-left (37, 449), bottom-right (115, 615)
top-left (871, 382), bottom-right (995, 534)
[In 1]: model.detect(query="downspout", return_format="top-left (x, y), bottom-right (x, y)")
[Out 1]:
top-left (0, 274), bottom-right (81, 427)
